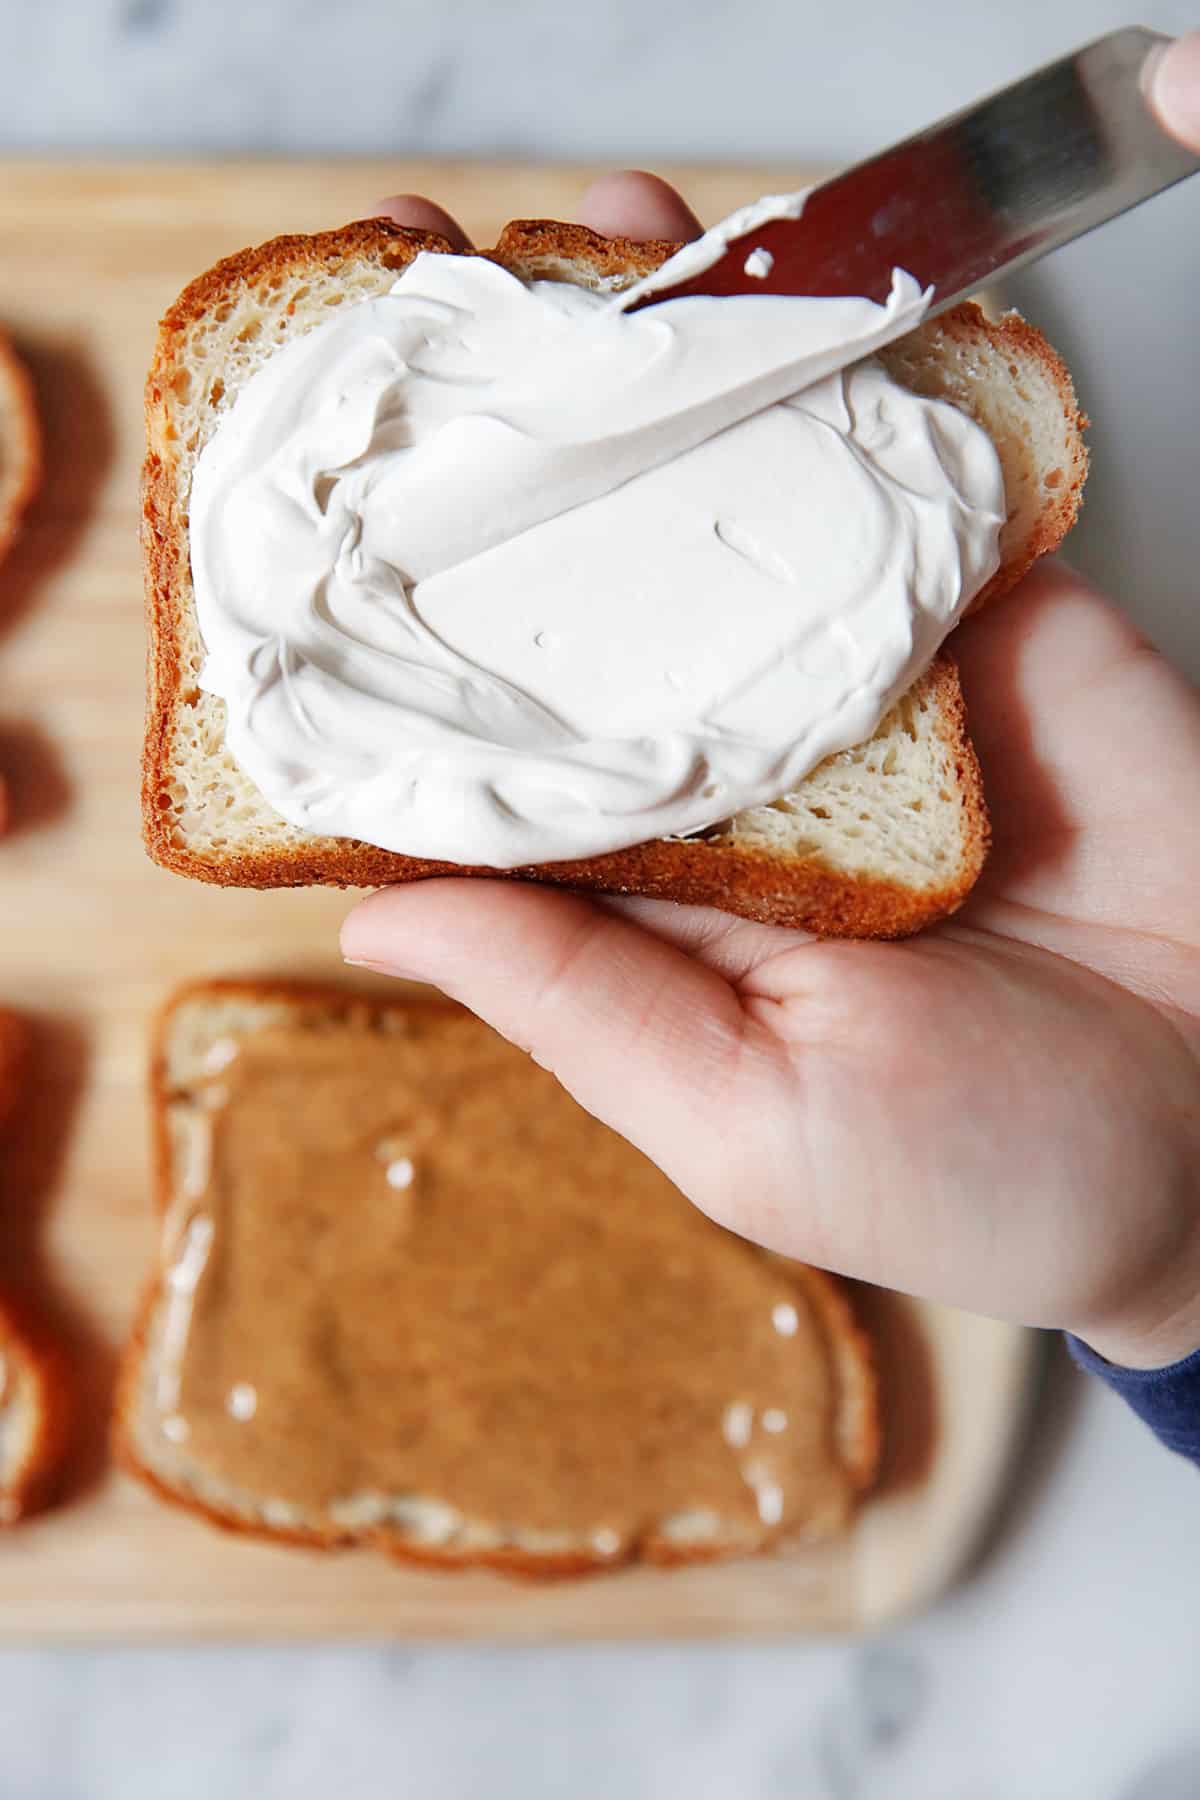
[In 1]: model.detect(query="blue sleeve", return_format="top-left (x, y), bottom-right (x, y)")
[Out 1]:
top-left (1067, 1334), bottom-right (1200, 1464)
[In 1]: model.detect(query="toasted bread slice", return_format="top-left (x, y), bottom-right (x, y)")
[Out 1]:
top-left (0, 1009), bottom-right (25, 1130)
top-left (0, 1294), bottom-right (69, 1526)
top-left (0, 328), bottom-right (40, 567)
top-left (0, 1012), bottom-right (69, 1525)
top-left (142, 219), bottom-right (1086, 935)
top-left (116, 980), bottom-right (878, 1577)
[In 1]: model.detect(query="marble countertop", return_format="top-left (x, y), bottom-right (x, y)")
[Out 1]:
top-left (2, 0), bottom-right (1199, 1793)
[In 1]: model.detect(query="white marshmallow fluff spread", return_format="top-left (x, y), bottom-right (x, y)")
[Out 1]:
top-left (189, 192), bottom-right (1004, 866)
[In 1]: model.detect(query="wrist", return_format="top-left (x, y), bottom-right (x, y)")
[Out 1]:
top-left (1073, 1292), bottom-right (1200, 1373)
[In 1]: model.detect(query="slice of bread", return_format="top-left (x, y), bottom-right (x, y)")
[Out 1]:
top-left (0, 1009), bottom-right (25, 1129)
top-left (142, 219), bottom-right (1086, 936)
top-left (0, 327), bottom-right (40, 567)
top-left (116, 980), bottom-right (878, 1576)
top-left (0, 1294), bottom-right (69, 1527)
top-left (0, 1012), bottom-right (69, 1525)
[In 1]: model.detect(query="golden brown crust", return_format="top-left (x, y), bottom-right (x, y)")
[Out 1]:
top-left (144, 651), bottom-right (987, 939)
top-left (0, 1010), bottom-right (70, 1525)
top-left (115, 977), bottom-right (879, 1576)
top-left (0, 1291), bottom-right (71, 1525)
top-left (889, 306), bottom-right (1089, 615)
top-left (793, 1267), bottom-right (880, 1494)
top-left (155, 218), bottom-right (456, 341)
top-left (0, 327), bottom-right (41, 566)
top-left (488, 217), bottom-right (684, 283)
top-left (0, 1009), bottom-right (28, 1133)
top-left (140, 217), bottom-right (1083, 934)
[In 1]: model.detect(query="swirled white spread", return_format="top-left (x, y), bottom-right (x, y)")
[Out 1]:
top-left (190, 192), bottom-right (1005, 866)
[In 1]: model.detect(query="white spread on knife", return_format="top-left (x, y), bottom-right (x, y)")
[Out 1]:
top-left (190, 191), bottom-right (1004, 867)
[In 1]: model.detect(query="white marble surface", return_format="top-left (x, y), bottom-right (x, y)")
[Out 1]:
top-left (2, 1), bottom-right (1199, 1794)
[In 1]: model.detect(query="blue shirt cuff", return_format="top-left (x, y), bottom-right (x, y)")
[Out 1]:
top-left (1066, 1333), bottom-right (1200, 1463)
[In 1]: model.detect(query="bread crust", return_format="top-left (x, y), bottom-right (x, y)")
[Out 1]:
top-left (0, 1292), bottom-right (71, 1525)
top-left (878, 305), bottom-right (1088, 614)
top-left (967, 310), bottom-right (1086, 604)
top-left (143, 653), bottom-right (986, 937)
top-left (141, 218), bottom-right (1083, 932)
top-left (0, 1011), bottom-right (70, 1524)
top-left (115, 978), bottom-right (879, 1576)
top-left (0, 326), bottom-right (41, 566)
top-left (0, 1008), bottom-right (27, 1131)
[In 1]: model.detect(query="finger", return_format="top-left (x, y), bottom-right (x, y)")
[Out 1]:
top-left (597, 894), bottom-right (817, 985)
top-left (1147, 31), bottom-right (1200, 152)
top-left (951, 558), bottom-right (1146, 801)
top-left (575, 170), bottom-right (703, 243)
top-left (362, 194), bottom-right (474, 250)
top-left (951, 559), bottom-right (1200, 950)
top-left (341, 879), bottom-right (769, 1205)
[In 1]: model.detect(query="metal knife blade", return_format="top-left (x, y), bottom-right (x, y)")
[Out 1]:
top-left (625, 26), bottom-right (1200, 316)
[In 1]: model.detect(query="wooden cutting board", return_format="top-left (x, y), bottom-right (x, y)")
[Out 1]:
top-left (0, 162), bottom-right (1038, 1639)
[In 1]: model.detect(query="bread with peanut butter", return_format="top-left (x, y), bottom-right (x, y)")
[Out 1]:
top-left (0, 1011), bottom-right (70, 1526)
top-left (142, 219), bottom-right (1086, 937)
top-left (0, 327), bottom-right (40, 568)
top-left (116, 981), bottom-right (878, 1576)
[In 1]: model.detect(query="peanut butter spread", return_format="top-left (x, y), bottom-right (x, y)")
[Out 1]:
top-left (149, 1003), bottom-right (858, 1555)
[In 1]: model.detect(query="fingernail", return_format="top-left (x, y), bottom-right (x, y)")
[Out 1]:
top-left (342, 945), bottom-right (425, 979)
top-left (341, 905), bottom-right (424, 978)
top-left (1147, 32), bottom-right (1200, 148)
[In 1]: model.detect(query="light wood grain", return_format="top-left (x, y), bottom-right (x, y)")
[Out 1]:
top-left (0, 162), bottom-right (1037, 1638)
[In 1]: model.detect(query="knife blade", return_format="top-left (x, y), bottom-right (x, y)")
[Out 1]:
top-left (624, 26), bottom-right (1200, 316)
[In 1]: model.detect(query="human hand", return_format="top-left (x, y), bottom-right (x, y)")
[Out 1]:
top-left (343, 171), bottom-right (1200, 1372)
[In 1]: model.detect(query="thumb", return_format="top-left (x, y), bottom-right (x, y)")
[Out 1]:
top-left (1148, 31), bottom-right (1200, 151)
top-left (341, 879), bottom-right (761, 1204)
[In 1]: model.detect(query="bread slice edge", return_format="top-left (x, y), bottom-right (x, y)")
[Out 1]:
top-left (0, 1013), bottom-right (71, 1525)
top-left (0, 327), bottom-right (42, 566)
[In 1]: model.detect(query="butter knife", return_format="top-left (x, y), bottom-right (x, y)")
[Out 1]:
top-left (625, 26), bottom-right (1200, 316)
